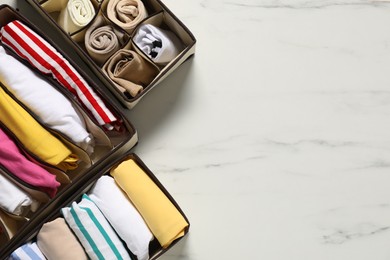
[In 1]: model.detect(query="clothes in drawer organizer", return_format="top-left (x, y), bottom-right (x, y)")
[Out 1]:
top-left (0, 5), bottom-right (138, 253)
top-left (31, 0), bottom-right (197, 108)
top-left (7, 154), bottom-right (189, 260)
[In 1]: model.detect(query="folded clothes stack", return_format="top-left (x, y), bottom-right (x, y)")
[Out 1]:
top-left (0, 18), bottom-right (128, 238)
top-left (9, 159), bottom-right (189, 260)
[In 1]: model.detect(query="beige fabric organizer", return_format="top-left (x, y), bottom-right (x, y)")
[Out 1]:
top-left (26, 0), bottom-right (196, 108)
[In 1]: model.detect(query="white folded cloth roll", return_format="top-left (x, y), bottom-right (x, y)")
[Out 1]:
top-left (58, 0), bottom-right (96, 34)
top-left (62, 194), bottom-right (131, 260)
top-left (133, 24), bottom-right (184, 65)
top-left (9, 242), bottom-right (46, 260)
top-left (89, 176), bottom-right (153, 260)
top-left (0, 174), bottom-right (39, 216)
top-left (0, 46), bottom-right (94, 154)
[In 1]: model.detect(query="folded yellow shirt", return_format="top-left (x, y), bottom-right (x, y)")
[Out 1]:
top-left (0, 85), bottom-right (78, 170)
top-left (110, 159), bottom-right (188, 248)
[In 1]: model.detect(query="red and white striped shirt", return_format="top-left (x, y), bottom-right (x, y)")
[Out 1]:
top-left (0, 20), bottom-right (118, 128)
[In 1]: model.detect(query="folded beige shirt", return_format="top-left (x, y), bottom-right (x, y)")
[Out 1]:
top-left (103, 49), bottom-right (159, 97)
top-left (37, 218), bottom-right (88, 260)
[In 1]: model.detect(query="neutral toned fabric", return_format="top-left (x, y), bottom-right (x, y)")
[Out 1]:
top-left (0, 86), bottom-right (77, 171)
top-left (0, 128), bottom-right (60, 198)
top-left (0, 173), bottom-right (38, 216)
top-left (37, 218), bottom-right (88, 260)
top-left (62, 194), bottom-right (131, 260)
top-left (0, 20), bottom-right (118, 129)
top-left (134, 24), bottom-right (184, 65)
top-left (0, 46), bottom-right (93, 154)
top-left (58, 0), bottom-right (96, 34)
top-left (110, 159), bottom-right (188, 248)
top-left (106, 0), bottom-right (147, 33)
top-left (9, 242), bottom-right (46, 260)
top-left (103, 49), bottom-right (159, 97)
top-left (85, 15), bottom-right (126, 66)
top-left (89, 176), bottom-right (153, 260)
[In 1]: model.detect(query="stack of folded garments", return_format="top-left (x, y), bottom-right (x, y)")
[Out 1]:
top-left (0, 20), bottom-right (119, 130)
top-left (9, 159), bottom-right (189, 260)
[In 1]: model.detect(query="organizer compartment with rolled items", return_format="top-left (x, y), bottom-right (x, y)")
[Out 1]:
top-left (0, 4), bottom-right (139, 253)
top-left (28, 0), bottom-right (196, 108)
top-left (3, 154), bottom-right (190, 260)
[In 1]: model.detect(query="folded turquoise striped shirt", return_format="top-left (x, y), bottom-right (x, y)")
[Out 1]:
top-left (61, 194), bottom-right (131, 260)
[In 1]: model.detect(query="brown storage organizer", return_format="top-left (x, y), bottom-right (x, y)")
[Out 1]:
top-left (0, 3), bottom-right (139, 255)
top-left (26, 0), bottom-right (196, 108)
top-left (0, 4), bottom-right (190, 259)
top-left (1, 153), bottom-right (189, 259)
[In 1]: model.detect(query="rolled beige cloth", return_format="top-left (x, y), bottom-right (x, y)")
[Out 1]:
top-left (102, 49), bottom-right (159, 97)
top-left (58, 0), bottom-right (96, 34)
top-left (85, 15), bottom-right (126, 66)
top-left (106, 0), bottom-right (147, 33)
top-left (37, 218), bottom-right (88, 260)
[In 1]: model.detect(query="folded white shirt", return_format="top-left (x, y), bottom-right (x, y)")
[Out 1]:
top-left (133, 24), bottom-right (184, 65)
top-left (0, 174), bottom-right (38, 216)
top-left (62, 194), bottom-right (131, 260)
top-left (89, 176), bottom-right (153, 260)
top-left (0, 46), bottom-right (94, 154)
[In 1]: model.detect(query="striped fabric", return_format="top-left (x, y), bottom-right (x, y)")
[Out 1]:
top-left (62, 194), bottom-right (131, 260)
top-left (0, 20), bottom-right (117, 128)
top-left (9, 242), bottom-right (46, 260)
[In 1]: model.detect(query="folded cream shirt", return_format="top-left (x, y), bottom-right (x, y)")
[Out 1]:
top-left (37, 218), bottom-right (88, 260)
top-left (58, 0), bottom-right (96, 35)
top-left (0, 46), bottom-right (94, 154)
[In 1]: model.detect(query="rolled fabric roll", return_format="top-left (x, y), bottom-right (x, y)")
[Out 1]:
top-left (0, 20), bottom-right (118, 129)
top-left (62, 194), bottom-right (131, 260)
top-left (0, 174), bottom-right (39, 216)
top-left (37, 218), bottom-right (88, 260)
top-left (0, 128), bottom-right (60, 198)
top-left (58, 0), bottom-right (96, 34)
top-left (0, 46), bottom-right (94, 154)
top-left (110, 159), bottom-right (188, 248)
top-left (0, 86), bottom-right (78, 171)
top-left (85, 15), bottom-right (126, 66)
top-left (89, 176), bottom-right (153, 260)
top-left (102, 49), bottom-right (159, 97)
top-left (106, 0), bottom-right (147, 33)
top-left (133, 24), bottom-right (184, 65)
top-left (9, 242), bottom-right (46, 260)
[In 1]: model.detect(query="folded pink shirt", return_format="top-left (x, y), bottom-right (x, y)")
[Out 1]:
top-left (0, 128), bottom-right (60, 198)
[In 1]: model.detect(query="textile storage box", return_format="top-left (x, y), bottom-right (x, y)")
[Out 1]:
top-left (1, 153), bottom-right (190, 259)
top-left (26, 0), bottom-right (196, 108)
top-left (0, 5), bottom-right (190, 260)
top-left (0, 4), bottom-right (140, 255)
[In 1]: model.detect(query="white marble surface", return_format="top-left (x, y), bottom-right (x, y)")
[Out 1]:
top-left (4, 0), bottom-right (390, 259)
